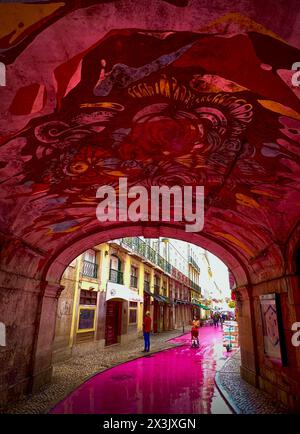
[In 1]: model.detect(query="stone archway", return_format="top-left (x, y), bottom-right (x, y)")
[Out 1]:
top-left (0, 1), bottom-right (300, 411)
top-left (0, 221), bottom-right (284, 409)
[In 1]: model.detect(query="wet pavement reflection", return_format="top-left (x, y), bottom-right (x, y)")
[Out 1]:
top-left (50, 326), bottom-right (232, 414)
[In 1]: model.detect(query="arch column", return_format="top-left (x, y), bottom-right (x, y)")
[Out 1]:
top-left (29, 282), bottom-right (64, 393)
top-left (235, 285), bottom-right (259, 387)
top-left (0, 262), bottom-right (63, 407)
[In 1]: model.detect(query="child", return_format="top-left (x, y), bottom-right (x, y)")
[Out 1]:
top-left (191, 316), bottom-right (200, 347)
top-left (191, 326), bottom-right (199, 347)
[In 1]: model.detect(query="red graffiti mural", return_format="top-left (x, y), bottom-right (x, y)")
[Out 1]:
top-left (0, 5), bottom-right (299, 283)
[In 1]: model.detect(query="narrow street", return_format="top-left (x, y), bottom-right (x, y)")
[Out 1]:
top-left (50, 326), bottom-right (232, 414)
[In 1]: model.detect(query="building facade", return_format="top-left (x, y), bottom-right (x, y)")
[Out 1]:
top-left (53, 238), bottom-right (213, 362)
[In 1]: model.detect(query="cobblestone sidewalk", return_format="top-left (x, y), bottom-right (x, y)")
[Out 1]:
top-left (215, 351), bottom-right (288, 414)
top-left (1, 329), bottom-right (185, 414)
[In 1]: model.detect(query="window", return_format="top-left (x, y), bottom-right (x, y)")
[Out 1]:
top-left (129, 301), bottom-right (138, 324)
top-left (144, 272), bottom-right (150, 291)
top-left (84, 249), bottom-right (96, 263)
top-left (162, 280), bottom-right (167, 296)
top-left (109, 255), bottom-right (123, 284)
top-left (130, 265), bottom-right (138, 288)
top-left (80, 289), bottom-right (97, 305)
top-left (110, 255), bottom-right (119, 270)
top-left (82, 249), bottom-right (98, 278)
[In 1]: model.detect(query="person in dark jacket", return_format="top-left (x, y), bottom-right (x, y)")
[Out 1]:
top-left (213, 312), bottom-right (219, 327)
top-left (143, 311), bottom-right (151, 352)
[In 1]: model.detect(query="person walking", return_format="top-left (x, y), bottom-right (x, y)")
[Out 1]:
top-left (213, 312), bottom-right (219, 327)
top-left (191, 316), bottom-right (200, 347)
top-left (221, 312), bottom-right (226, 326)
top-left (143, 311), bottom-right (151, 352)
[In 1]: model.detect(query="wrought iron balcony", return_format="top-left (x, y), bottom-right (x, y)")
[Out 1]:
top-left (121, 237), bottom-right (172, 274)
top-left (82, 260), bottom-right (98, 278)
top-left (109, 268), bottom-right (124, 284)
top-left (121, 237), bottom-right (201, 292)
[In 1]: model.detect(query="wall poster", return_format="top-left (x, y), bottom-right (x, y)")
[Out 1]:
top-left (259, 293), bottom-right (287, 365)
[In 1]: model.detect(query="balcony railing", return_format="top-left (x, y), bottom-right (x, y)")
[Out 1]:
top-left (190, 281), bottom-right (201, 293)
top-left (109, 269), bottom-right (124, 284)
top-left (188, 256), bottom-right (200, 272)
top-left (130, 275), bottom-right (138, 288)
top-left (82, 260), bottom-right (98, 278)
top-left (121, 237), bottom-right (201, 293)
top-left (122, 237), bottom-right (172, 274)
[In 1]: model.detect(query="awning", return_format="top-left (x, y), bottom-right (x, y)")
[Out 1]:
top-left (159, 295), bottom-right (173, 305)
top-left (153, 294), bottom-right (164, 302)
top-left (144, 287), bottom-right (155, 297)
top-left (144, 288), bottom-right (173, 304)
top-left (144, 287), bottom-right (160, 301)
top-left (154, 293), bottom-right (173, 303)
top-left (106, 281), bottom-right (143, 302)
top-left (193, 302), bottom-right (210, 310)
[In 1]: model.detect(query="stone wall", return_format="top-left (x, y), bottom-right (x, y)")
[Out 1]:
top-left (238, 275), bottom-right (300, 411)
top-left (0, 267), bottom-right (63, 408)
top-left (52, 265), bottom-right (76, 362)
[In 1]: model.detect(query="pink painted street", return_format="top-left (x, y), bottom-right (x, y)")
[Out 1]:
top-left (50, 327), bottom-right (232, 414)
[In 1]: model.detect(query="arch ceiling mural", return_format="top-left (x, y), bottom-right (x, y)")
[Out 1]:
top-left (0, 1), bottom-right (300, 285)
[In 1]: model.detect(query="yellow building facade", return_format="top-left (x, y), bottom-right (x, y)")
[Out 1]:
top-left (53, 238), bottom-right (204, 362)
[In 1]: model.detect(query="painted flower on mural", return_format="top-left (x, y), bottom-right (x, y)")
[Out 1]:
top-left (65, 146), bottom-right (113, 178)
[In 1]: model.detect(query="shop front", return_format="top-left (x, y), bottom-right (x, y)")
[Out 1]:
top-left (105, 281), bottom-right (143, 345)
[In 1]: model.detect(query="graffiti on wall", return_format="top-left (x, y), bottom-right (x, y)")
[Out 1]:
top-left (0, 5), bottom-right (299, 277)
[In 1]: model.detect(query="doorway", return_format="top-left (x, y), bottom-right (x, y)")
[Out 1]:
top-left (105, 300), bottom-right (122, 346)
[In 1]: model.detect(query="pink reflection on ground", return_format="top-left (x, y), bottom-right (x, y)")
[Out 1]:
top-left (50, 326), bottom-right (233, 414)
